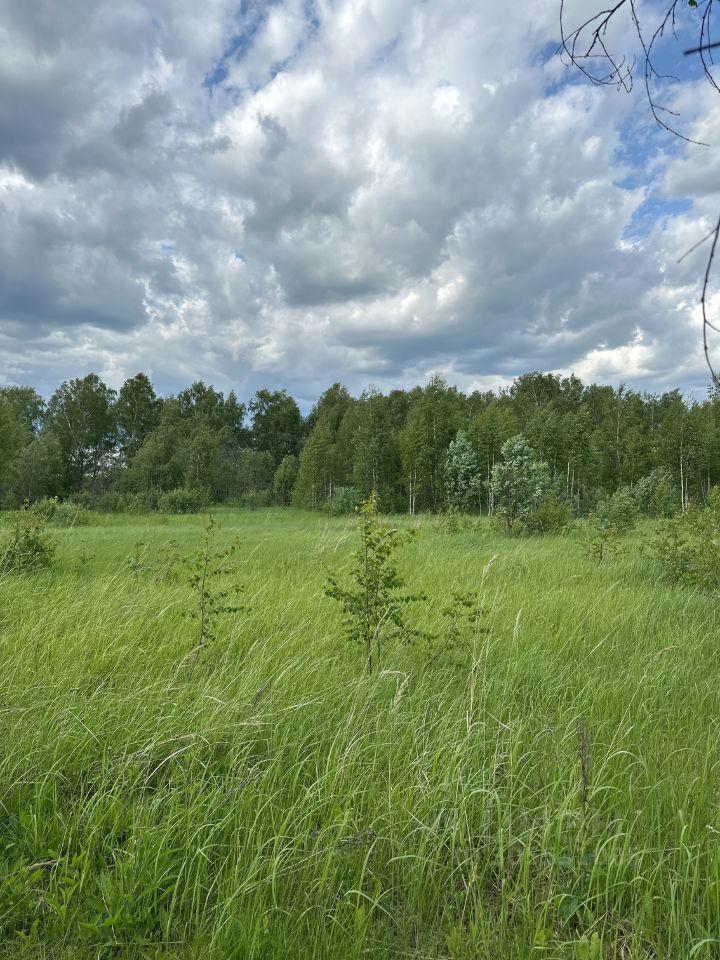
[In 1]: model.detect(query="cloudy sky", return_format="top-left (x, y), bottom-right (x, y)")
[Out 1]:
top-left (0, 0), bottom-right (718, 404)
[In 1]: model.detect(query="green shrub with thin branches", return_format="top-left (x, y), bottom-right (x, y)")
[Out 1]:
top-left (0, 511), bottom-right (55, 573)
top-left (651, 486), bottom-right (720, 589)
top-left (325, 491), bottom-right (422, 672)
top-left (180, 514), bottom-right (248, 658)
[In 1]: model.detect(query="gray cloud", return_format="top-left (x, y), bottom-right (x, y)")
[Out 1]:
top-left (0, 0), bottom-right (713, 401)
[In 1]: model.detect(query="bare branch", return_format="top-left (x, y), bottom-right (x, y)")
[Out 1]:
top-left (560, 0), bottom-right (720, 382)
top-left (684, 40), bottom-right (720, 54)
top-left (701, 216), bottom-right (720, 384)
top-left (677, 225), bottom-right (719, 263)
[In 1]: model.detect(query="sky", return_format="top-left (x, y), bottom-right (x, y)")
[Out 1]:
top-left (0, 0), bottom-right (719, 406)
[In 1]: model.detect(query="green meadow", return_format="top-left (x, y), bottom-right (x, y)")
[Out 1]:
top-left (0, 509), bottom-right (718, 958)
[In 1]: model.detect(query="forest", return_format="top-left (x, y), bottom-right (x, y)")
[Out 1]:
top-left (0, 370), bottom-right (717, 519)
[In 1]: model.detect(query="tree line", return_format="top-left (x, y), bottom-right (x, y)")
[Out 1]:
top-left (0, 371), bottom-right (718, 516)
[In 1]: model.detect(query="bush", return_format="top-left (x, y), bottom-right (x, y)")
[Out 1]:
top-left (593, 487), bottom-right (639, 535)
top-left (235, 489), bottom-right (275, 510)
top-left (274, 455), bottom-right (299, 506)
top-left (325, 492), bottom-right (421, 673)
top-left (444, 431), bottom-right (483, 512)
top-left (67, 491), bottom-right (95, 510)
top-left (633, 469), bottom-right (678, 518)
top-left (78, 490), bottom-right (163, 513)
top-left (93, 490), bottom-right (129, 513)
top-left (28, 497), bottom-right (59, 521)
top-left (157, 487), bottom-right (209, 514)
top-left (83, 491), bottom-right (128, 513)
top-left (0, 513), bottom-right (55, 573)
top-left (322, 487), bottom-right (362, 516)
top-left (583, 487), bottom-right (639, 562)
top-left (1, 491), bottom-right (18, 510)
top-left (489, 436), bottom-right (551, 535)
top-left (437, 506), bottom-right (461, 535)
top-left (137, 490), bottom-right (163, 512)
top-left (53, 501), bottom-right (93, 527)
top-left (525, 492), bottom-right (574, 534)
top-left (27, 497), bottom-right (94, 526)
top-left (92, 491), bottom-right (157, 513)
top-left (651, 487), bottom-right (720, 589)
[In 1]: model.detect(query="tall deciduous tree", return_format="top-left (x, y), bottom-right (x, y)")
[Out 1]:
top-left (348, 389), bottom-right (402, 509)
top-left (274, 454), bottom-right (299, 505)
top-left (250, 389), bottom-right (303, 466)
top-left (177, 382), bottom-right (247, 440)
top-left (14, 434), bottom-right (63, 503)
top-left (0, 386), bottom-right (45, 436)
top-left (294, 384), bottom-right (353, 507)
top-left (0, 399), bottom-right (24, 501)
top-left (468, 401), bottom-right (516, 513)
top-left (293, 418), bottom-right (334, 508)
top-left (115, 373), bottom-right (161, 462)
top-left (444, 431), bottom-right (483, 512)
top-left (46, 374), bottom-right (117, 492)
top-left (489, 435), bottom-right (551, 534)
top-left (399, 376), bottom-right (465, 513)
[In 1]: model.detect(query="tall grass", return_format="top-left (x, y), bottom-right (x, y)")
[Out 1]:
top-left (0, 509), bottom-right (718, 958)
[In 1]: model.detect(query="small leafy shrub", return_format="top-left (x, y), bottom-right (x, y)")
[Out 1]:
top-left (234, 489), bottom-right (274, 510)
top-left (75, 549), bottom-right (94, 573)
top-left (274, 454), bottom-right (299, 505)
top-left (651, 487), bottom-right (720, 588)
top-left (583, 518), bottom-right (618, 563)
top-left (29, 497), bottom-right (94, 526)
top-left (633, 468), bottom-right (678, 518)
top-left (53, 501), bottom-right (93, 527)
top-left (127, 540), bottom-right (148, 577)
top-left (105, 490), bottom-right (164, 512)
top-left (179, 515), bottom-right (248, 659)
top-left (0, 512), bottom-right (55, 573)
top-left (28, 497), bottom-right (59, 521)
top-left (431, 587), bottom-right (489, 663)
top-left (89, 491), bottom-right (115, 512)
top-left (136, 490), bottom-right (162, 512)
top-left (526, 492), bottom-right (574, 534)
top-left (437, 506), bottom-right (461, 535)
top-left (583, 488), bottom-right (639, 563)
top-left (326, 491), bottom-right (423, 673)
top-left (593, 487), bottom-right (639, 535)
top-left (436, 508), bottom-right (487, 535)
top-left (322, 486), bottom-right (362, 516)
top-left (157, 487), bottom-right (209, 514)
top-left (85, 491), bottom-right (138, 513)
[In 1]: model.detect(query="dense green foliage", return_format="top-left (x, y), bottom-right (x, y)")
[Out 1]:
top-left (488, 435), bottom-right (552, 533)
top-left (0, 508), bottom-right (719, 958)
top-left (325, 492), bottom-right (421, 672)
top-left (444, 431), bottom-right (483, 512)
top-left (652, 487), bottom-right (720, 588)
top-left (1, 371), bottom-right (719, 519)
top-left (0, 512), bottom-right (56, 573)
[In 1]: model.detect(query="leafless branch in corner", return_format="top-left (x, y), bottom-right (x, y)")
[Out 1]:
top-left (559, 0), bottom-right (720, 386)
top-left (701, 214), bottom-right (720, 384)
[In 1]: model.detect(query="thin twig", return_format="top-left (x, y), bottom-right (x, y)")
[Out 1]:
top-left (701, 214), bottom-right (720, 386)
top-left (677, 226), bottom-right (719, 264)
top-left (685, 40), bottom-right (720, 55)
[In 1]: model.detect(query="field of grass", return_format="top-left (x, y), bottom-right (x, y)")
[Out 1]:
top-left (0, 508), bottom-right (718, 958)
